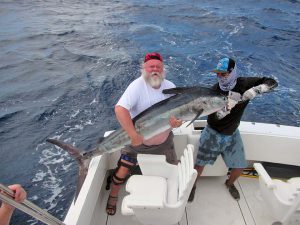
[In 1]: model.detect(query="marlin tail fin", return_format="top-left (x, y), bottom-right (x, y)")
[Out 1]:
top-left (46, 139), bottom-right (91, 201)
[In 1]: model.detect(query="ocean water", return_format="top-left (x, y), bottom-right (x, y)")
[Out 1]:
top-left (0, 0), bottom-right (299, 224)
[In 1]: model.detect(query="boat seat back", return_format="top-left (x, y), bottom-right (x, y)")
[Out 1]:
top-left (121, 144), bottom-right (197, 225)
top-left (178, 145), bottom-right (195, 200)
top-left (254, 163), bottom-right (300, 225)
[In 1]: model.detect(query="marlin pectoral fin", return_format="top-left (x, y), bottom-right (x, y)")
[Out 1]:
top-left (185, 109), bottom-right (203, 127)
top-left (46, 138), bottom-right (90, 202)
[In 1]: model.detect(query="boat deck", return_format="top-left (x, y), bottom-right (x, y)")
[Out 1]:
top-left (94, 176), bottom-right (281, 225)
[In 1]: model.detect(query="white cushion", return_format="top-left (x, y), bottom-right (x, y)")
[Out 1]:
top-left (122, 175), bottom-right (167, 213)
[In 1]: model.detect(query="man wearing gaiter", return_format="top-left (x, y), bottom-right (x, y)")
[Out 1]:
top-left (189, 57), bottom-right (278, 201)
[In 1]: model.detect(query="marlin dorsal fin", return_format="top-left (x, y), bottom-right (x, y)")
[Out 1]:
top-left (162, 87), bottom-right (195, 95)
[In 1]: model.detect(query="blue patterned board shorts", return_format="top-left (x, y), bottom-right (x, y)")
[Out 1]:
top-left (196, 126), bottom-right (247, 168)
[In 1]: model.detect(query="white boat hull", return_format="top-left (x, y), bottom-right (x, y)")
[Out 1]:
top-left (64, 120), bottom-right (300, 225)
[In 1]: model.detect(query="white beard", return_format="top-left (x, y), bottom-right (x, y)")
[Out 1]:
top-left (142, 70), bottom-right (165, 88)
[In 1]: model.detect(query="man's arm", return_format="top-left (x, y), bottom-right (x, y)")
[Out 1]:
top-left (115, 105), bottom-right (143, 146)
top-left (242, 77), bottom-right (278, 101)
top-left (0, 184), bottom-right (27, 225)
top-left (0, 204), bottom-right (14, 225)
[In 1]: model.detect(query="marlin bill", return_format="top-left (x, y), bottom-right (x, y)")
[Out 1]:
top-left (47, 86), bottom-right (228, 198)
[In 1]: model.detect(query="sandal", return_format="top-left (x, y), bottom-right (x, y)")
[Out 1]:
top-left (225, 180), bottom-right (240, 200)
top-left (106, 195), bottom-right (118, 215)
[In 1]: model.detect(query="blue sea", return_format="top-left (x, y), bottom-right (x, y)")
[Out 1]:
top-left (0, 0), bottom-right (299, 224)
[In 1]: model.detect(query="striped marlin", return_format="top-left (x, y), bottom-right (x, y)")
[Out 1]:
top-left (47, 86), bottom-right (228, 199)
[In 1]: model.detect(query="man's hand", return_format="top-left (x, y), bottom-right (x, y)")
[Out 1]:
top-left (129, 132), bottom-right (144, 146)
top-left (1, 184), bottom-right (27, 211)
top-left (8, 184), bottom-right (27, 203)
top-left (242, 88), bottom-right (258, 101)
top-left (227, 91), bottom-right (241, 110)
top-left (169, 116), bottom-right (183, 128)
top-left (216, 91), bottom-right (241, 120)
top-left (242, 84), bottom-right (270, 101)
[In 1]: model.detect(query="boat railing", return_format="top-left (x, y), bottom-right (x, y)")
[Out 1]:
top-left (0, 183), bottom-right (64, 225)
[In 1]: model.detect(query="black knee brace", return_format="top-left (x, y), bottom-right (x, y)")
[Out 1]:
top-left (119, 154), bottom-right (142, 175)
top-left (106, 154), bottom-right (139, 190)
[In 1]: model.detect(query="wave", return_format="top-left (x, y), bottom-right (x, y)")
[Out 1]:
top-left (37, 108), bottom-right (57, 121)
top-left (271, 35), bottom-right (288, 41)
top-left (262, 7), bottom-right (285, 14)
top-left (0, 109), bottom-right (24, 123)
top-left (31, 139), bottom-right (75, 214)
top-left (56, 30), bottom-right (76, 36)
top-left (236, 16), bottom-right (268, 30)
top-left (129, 24), bottom-right (165, 33)
top-left (62, 38), bottom-right (130, 62)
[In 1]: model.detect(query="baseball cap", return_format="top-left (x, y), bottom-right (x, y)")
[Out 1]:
top-left (144, 52), bottom-right (163, 63)
top-left (211, 57), bottom-right (235, 73)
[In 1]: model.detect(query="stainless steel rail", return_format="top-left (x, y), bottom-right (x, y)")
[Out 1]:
top-left (0, 183), bottom-right (64, 225)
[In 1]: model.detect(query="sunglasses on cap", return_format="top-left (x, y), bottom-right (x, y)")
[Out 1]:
top-left (216, 72), bottom-right (230, 77)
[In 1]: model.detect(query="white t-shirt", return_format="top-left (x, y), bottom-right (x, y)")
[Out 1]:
top-left (117, 76), bottom-right (175, 118)
top-left (116, 76), bottom-right (175, 145)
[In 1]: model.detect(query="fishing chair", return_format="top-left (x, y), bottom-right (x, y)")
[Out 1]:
top-left (254, 163), bottom-right (300, 225)
top-left (121, 144), bottom-right (197, 225)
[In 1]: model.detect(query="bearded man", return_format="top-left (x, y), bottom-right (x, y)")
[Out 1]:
top-left (106, 52), bottom-right (182, 215)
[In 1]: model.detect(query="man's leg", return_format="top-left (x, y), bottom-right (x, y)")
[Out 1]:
top-left (227, 168), bottom-right (243, 185)
top-left (188, 165), bottom-right (205, 202)
top-left (106, 159), bottom-right (134, 215)
top-left (222, 130), bottom-right (246, 200)
top-left (225, 168), bottom-right (243, 200)
top-left (189, 126), bottom-right (220, 202)
top-left (225, 169), bottom-right (243, 200)
top-left (195, 165), bottom-right (205, 175)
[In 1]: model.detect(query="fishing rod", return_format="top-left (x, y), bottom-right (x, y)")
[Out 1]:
top-left (0, 183), bottom-right (64, 225)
